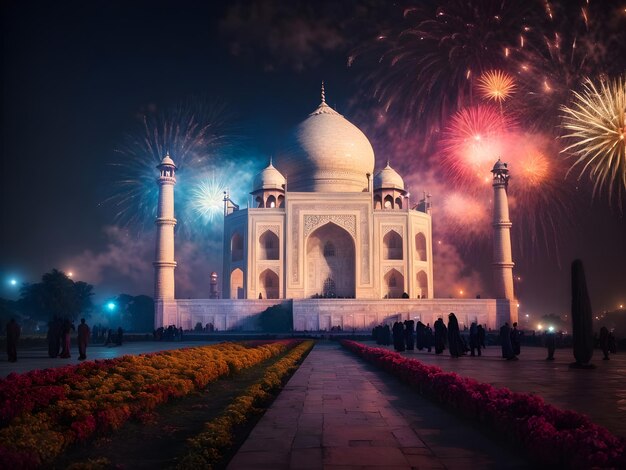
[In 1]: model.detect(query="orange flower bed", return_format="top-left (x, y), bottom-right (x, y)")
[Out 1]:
top-left (0, 340), bottom-right (299, 468)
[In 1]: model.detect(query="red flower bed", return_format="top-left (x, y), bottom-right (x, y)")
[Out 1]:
top-left (341, 340), bottom-right (625, 469)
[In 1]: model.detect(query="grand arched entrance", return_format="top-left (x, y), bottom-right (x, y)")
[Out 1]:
top-left (305, 222), bottom-right (355, 298)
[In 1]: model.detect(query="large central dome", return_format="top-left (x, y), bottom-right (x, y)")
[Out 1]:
top-left (278, 97), bottom-right (375, 192)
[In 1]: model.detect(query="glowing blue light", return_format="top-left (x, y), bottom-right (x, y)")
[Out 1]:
top-left (9, 278), bottom-right (17, 287)
top-left (548, 326), bottom-right (555, 332)
top-left (106, 302), bottom-right (116, 311)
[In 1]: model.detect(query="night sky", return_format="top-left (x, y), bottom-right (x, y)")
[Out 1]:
top-left (1, 0), bottom-right (625, 321)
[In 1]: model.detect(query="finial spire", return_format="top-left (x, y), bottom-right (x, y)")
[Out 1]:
top-left (386, 158), bottom-right (391, 167)
top-left (321, 81), bottom-right (326, 104)
top-left (269, 156), bottom-right (273, 166)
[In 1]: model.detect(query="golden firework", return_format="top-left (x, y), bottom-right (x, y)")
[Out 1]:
top-left (477, 70), bottom-right (516, 103)
top-left (560, 76), bottom-right (626, 208)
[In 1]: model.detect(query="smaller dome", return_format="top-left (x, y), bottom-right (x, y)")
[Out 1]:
top-left (158, 153), bottom-right (177, 168)
top-left (253, 160), bottom-right (286, 191)
top-left (491, 158), bottom-right (508, 173)
top-left (374, 162), bottom-right (405, 191)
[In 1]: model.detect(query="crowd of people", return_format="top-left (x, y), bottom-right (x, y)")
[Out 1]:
top-left (372, 312), bottom-right (618, 362)
top-left (153, 325), bottom-right (184, 341)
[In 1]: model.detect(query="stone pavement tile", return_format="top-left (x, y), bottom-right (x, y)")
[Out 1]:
top-left (293, 434), bottom-right (322, 449)
top-left (324, 466), bottom-right (412, 470)
top-left (226, 451), bottom-right (290, 469)
top-left (239, 437), bottom-right (294, 453)
top-left (391, 426), bottom-right (426, 447)
top-left (401, 447), bottom-right (436, 456)
top-left (323, 447), bottom-right (409, 466)
top-left (289, 448), bottom-right (323, 469)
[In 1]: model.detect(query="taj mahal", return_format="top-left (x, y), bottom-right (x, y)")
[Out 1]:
top-left (153, 87), bottom-right (517, 331)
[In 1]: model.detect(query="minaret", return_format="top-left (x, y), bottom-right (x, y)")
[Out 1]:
top-left (491, 159), bottom-right (515, 301)
top-left (154, 153), bottom-right (177, 300)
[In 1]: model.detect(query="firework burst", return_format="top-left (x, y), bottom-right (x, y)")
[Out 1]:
top-left (560, 75), bottom-right (626, 209)
top-left (441, 105), bottom-right (516, 191)
top-left (106, 98), bottom-right (232, 233)
top-left (477, 70), bottom-right (516, 103)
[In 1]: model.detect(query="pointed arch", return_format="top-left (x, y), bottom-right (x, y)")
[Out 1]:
top-left (383, 230), bottom-right (403, 260)
top-left (230, 268), bottom-right (244, 299)
top-left (384, 194), bottom-right (394, 209)
top-left (415, 232), bottom-right (427, 261)
top-left (417, 271), bottom-right (428, 299)
top-left (266, 195), bottom-right (277, 208)
top-left (395, 197), bottom-right (403, 209)
top-left (259, 230), bottom-right (279, 260)
top-left (384, 268), bottom-right (404, 299)
top-left (255, 196), bottom-right (264, 208)
top-left (277, 195), bottom-right (285, 208)
top-left (259, 269), bottom-right (279, 299)
top-left (305, 222), bottom-right (355, 298)
top-left (231, 233), bottom-right (243, 262)
top-left (374, 194), bottom-right (382, 210)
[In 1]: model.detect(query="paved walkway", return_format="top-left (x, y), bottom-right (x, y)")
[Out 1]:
top-left (228, 342), bottom-right (528, 469)
top-left (0, 342), bottom-right (208, 378)
top-left (366, 341), bottom-right (626, 437)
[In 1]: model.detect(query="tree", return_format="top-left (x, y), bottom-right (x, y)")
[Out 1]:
top-left (115, 294), bottom-right (154, 332)
top-left (18, 269), bottom-right (94, 321)
top-left (258, 304), bottom-right (292, 332)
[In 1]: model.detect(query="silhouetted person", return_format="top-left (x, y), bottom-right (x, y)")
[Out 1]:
top-left (599, 326), bottom-right (610, 360)
top-left (415, 321), bottom-right (425, 350)
top-left (104, 329), bottom-right (113, 346)
top-left (116, 327), bottom-right (124, 346)
top-left (469, 322), bottom-right (481, 357)
top-left (608, 331), bottom-right (617, 354)
top-left (382, 324), bottom-right (391, 346)
top-left (477, 324), bottom-right (486, 349)
top-left (47, 316), bottom-right (62, 358)
top-left (511, 322), bottom-right (521, 356)
top-left (59, 319), bottom-right (75, 358)
top-left (499, 322), bottom-right (516, 360)
top-left (434, 318), bottom-right (446, 354)
top-left (392, 322), bottom-right (405, 351)
top-left (404, 320), bottom-right (415, 350)
top-left (447, 313), bottom-right (463, 358)
top-left (545, 330), bottom-right (556, 360)
top-left (424, 323), bottom-right (433, 352)
top-left (77, 318), bottom-right (90, 360)
top-left (6, 318), bottom-right (20, 362)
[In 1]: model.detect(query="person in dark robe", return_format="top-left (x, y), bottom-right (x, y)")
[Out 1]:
top-left (415, 321), bottom-right (425, 350)
top-left (499, 322), bottom-right (516, 360)
top-left (477, 324), bottom-right (486, 349)
top-left (392, 322), bottom-right (405, 351)
top-left (77, 318), bottom-right (90, 360)
top-left (59, 319), bottom-right (75, 358)
top-left (545, 330), bottom-right (556, 360)
top-left (434, 318), bottom-right (446, 354)
top-left (404, 320), bottom-right (415, 350)
top-left (47, 316), bottom-right (61, 358)
top-left (424, 323), bottom-right (433, 352)
top-left (6, 318), bottom-right (20, 362)
top-left (608, 331), bottom-right (617, 354)
top-left (469, 322), bottom-right (481, 357)
top-left (599, 326), bottom-right (610, 360)
top-left (510, 322), bottom-right (521, 356)
top-left (116, 327), bottom-right (124, 346)
top-left (447, 313), bottom-right (463, 358)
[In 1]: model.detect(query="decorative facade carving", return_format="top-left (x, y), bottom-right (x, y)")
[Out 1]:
top-left (383, 225), bottom-right (404, 236)
top-left (257, 224), bottom-right (280, 236)
top-left (303, 214), bottom-right (357, 239)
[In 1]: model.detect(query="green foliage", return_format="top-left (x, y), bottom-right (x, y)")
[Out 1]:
top-left (18, 269), bottom-right (94, 321)
top-left (571, 259), bottom-right (594, 365)
top-left (115, 294), bottom-right (155, 332)
top-left (258, 304), bottom-right (292, 332)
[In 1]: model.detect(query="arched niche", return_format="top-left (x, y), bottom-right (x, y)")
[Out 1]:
top-left (415, 232), bottom-right (427, 261)
top-left (230, 268), bottom-right (244, 299)
top-left (384, 269), bottom-right (404, 299)
top-left (384, 195), bottom-right (394, 209)
top-left (374, 194), bottom-right (382, 210)
top-left (231, 233), bottom-right (243, 262)
top-left (266, 195), bottom-right (277, 208)
top-left (395, 197), bottom-right (403, 209)
top-left (383, 230), bottom-right (403, 260)
top-left (259, 269), bottom-right (279, 299)
top-left (417, 271), bottom-right (428, 299)
top-left (305, 222), bottom-right (355, 298)
top-left (259, 230), bottom-right (279, 260)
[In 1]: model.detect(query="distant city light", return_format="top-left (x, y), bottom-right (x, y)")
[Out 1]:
top-left (548, 326), bottom-right (555, 332)
top-left (67, 271), bottom-right (74, 278)
top-left (525, 314), bottom-right (529, 318)
top-left (620, 304), bottom-right (624, 309)
top-left (459, 289), bottom-right (464, 295)
top-left (537, 324), bottom-right (543, 330)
